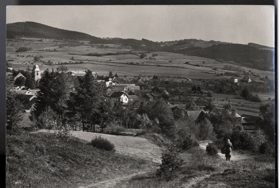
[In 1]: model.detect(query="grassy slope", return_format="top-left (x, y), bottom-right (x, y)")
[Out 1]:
top-left (115, 147), bottom-right (275, 188)
top-left (6, 132), bottom-right (153, 188)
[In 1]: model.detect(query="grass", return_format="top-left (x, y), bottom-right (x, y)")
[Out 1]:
top-left (119, 146), bottom-right (220, 188)
top-left (6, 131), bottom-right (152, 188)
top-left (118, 144), bottom-right (275, 188)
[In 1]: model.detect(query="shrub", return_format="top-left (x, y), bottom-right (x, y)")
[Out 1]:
top-left (214, 138), bottom-right (225, 150)
top-left (103, 124), bottom-right (125, 135)
top-left (177, 135), bottom-right (199, 151)
top-left (34, 143), bottom-right (46, 155)
top-left (263, 169), bottom-right (275, 183)
top-left (206, 143), bottom-right (218, 156)
top-left (156, 144), bottom-right (183, 181)
top-left (135, 129), bottom-right (147, 136)
top-left (259, 142), bottom-right (273, 154)
top-left (90, 136), bottom-right (115, 151)
top-left (149, 124), bottom-right (162, 134)
top-left (230, 131), bottom-right (255, 151)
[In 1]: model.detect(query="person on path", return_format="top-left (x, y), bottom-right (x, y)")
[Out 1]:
top-left (224, 137), bottom-right (233, 161)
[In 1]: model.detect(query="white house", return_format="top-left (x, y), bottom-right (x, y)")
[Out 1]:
top-left (120, 93), bottom-right (129, 104)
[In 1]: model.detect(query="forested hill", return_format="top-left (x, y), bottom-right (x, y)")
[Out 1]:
top-left (7, 21), bottom-right (104, 42)
top-left (170, 43), bottom-right (274, 71)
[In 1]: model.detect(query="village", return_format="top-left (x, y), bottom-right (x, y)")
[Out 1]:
top-left (7, 63), bottom-right (265, 134)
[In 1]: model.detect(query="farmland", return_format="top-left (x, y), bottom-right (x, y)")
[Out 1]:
top-left (7, 37), bottom-right (273, 80)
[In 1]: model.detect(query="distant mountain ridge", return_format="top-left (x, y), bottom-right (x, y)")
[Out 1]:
top-left (248, 43), bottom-right (274, 50)
top-left (7, 21), bottom-right (274, 71)
top-left (7, 21), bottom-right (104, 42)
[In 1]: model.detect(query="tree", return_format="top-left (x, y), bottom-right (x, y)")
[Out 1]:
top-left (14, 76), bottom-right (26, 87)
top-left (26, 65), bottom-right (31, 72)
top-left (185, 98), bottom-right (196, 110)
top-left (109, 71), bottom-right (113, 78)
top-left (32, 69), bottom-right (68, 123)
top-left (259, 100), bottom-right (275, 144)
top-left (71, 70), bottom-right (108, 132)
top-left (57, 65), bottom-right (69, 73)
top-left (150, 98), bottom-right (175, 137)
top-left (197, 86), bottom-right (202, 93)
top-left (204, 102), bottom-right (216, 112)
top-left (6, 90), bottom-right (23, 133)
top-left (140, 53), bottom-right (146, 59)
top-left (192, 85), bottom-right (197, 93)
top-left (241, 89), bottom-right (250, 99)
top-left (34, 56), bottom-right (40, 62)
top-left (25, 77), bottom-right (35, 89)
top-left (114, 73), bottom-right (118, 78)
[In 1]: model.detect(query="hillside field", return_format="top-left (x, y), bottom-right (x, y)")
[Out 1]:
top-left (7, 37), bottom-right (273, 80)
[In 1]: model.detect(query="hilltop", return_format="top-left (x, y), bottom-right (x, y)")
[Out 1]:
top-left (7, 21), bottom-right (104, 42)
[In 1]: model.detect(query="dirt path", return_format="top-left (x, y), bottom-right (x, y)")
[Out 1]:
top-left (180, 140), bottom-right (254, 188)
top-left (198, 140), bottom-right (252, 161)
top-left (78, 171), bottom-right (150, 188)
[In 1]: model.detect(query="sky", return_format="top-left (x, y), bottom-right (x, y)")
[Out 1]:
top-left (6, 6), bottom-right (274, 47)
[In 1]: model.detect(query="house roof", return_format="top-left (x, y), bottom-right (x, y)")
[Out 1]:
top-left (127, 85), bottom-right (140, 91)
top-left (186, 110), bottom-right (202, 121)
top-left (151, 91), bottom-right (162, 97)
top-left (14, 73), bottom-right (26, 81)
top-left (167, 103), bottom-right (178, 109)
top-left (128, 90), bottom-right (135, 95)
top-left (186, 110), bottom-right (209, 122)
top-left (143, 93), bottom-right (153, 99)
top-left (128, 95), bottom-right (139, 101)
top-left (110, 91), bottom-right (125, 98)
top-left (241, 114), bottom-right (262, 124)
top-left (110, 85), bottom-right (126, 92)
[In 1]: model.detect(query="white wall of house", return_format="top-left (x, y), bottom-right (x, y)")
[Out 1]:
top-left (120, 94), bottom-right (129, 103)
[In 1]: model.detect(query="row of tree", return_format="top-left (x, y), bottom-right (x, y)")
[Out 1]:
top-left (31, 69), bottom-right (109, 132)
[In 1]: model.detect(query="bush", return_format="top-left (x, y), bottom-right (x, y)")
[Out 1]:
top-left (230, 131), bottom-right (255, 151)
top-left (214, 139), bottom-right (225, 150)
top-left (156, 144), bottom-right (183, 181)
top-left (259, 142), bottom-right (273, 154)
top-left (263, 169), bottom-right (275, 183)
top-left (34, 143), bottom-right (46, 155)
top-left (90, 136), bottom-right (115, 151)
top-left (103, 124), bottom-right (125, 135)
top-left (135, 129), bottom-right (147, 136)
top-left (206, 143), bottom-right (218, 156)
top-left (177, 135), bottom-right (199, 151)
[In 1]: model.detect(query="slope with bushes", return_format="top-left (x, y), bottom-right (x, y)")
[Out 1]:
top-left (6, 132), bottom-right (153, 188)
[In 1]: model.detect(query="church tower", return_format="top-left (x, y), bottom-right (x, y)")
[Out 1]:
top-left (34, 64), bottom-right (41, 81)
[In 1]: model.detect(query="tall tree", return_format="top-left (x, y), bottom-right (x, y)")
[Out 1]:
top-left (32, 69), bottom-right (68, 123)
top-left (14, 76), bottom-right (26, 87)
top-left (71, 69), bottom-right (108, 131)
top-left (259, 99), bottom-right (275, 144)
top-left (57, 65), bottom-right (69, 73)
top-left (6, 78), bottom-right (23, 133)
top-left (24, 71), bottom-right (35, 89)
top-left (150, 98), bottom-right (175, 137)
top-left (109, 71), bottom-right (113, 78)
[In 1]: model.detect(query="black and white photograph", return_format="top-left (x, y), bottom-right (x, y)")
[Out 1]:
top-left (6, 5), bottom-right (276, 187)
